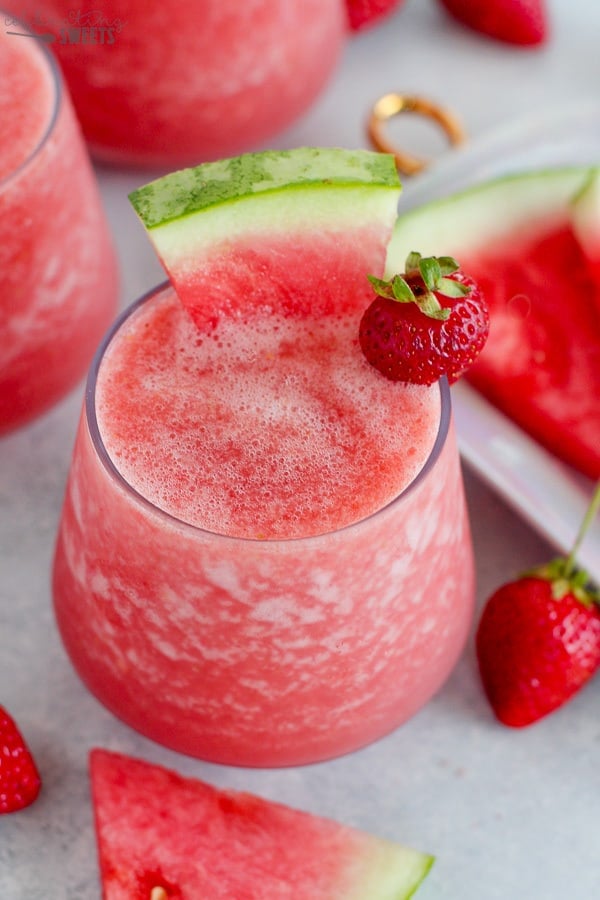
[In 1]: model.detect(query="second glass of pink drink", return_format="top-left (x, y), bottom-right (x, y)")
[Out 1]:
top-left (53, 150), bottom-right (475, 767)
top-left (5, 0), bottom-right (346, 167)
top-left (0, 17), bottom-right (118, 433)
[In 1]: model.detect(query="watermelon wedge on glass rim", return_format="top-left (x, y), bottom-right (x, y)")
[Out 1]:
top-left (52, 146), bottom-right (476, 766)
top-left (128, 147), bottom-right (404, 332)
top-left (388, 166), bottom-right (600, 480)
top-left (90, 749), bottom-right (434, 899)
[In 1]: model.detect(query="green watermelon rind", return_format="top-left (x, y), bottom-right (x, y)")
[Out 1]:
top-left (129, 147), bottom-right (400, 230)
top-left (386, 166), bottom-right (597, 272)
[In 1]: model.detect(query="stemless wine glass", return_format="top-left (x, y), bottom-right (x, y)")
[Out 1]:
top-left (52, 281), bottom-right (475, 768)
top-left (0, 14), bottom-right (118, 433)
top-left (3, 0), bottom-right (346, 168)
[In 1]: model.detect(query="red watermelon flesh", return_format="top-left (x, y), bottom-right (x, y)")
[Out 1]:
top-left (463, 224), bottom-right (600, 480)
top-left (168, 227), bottom-right (392, 334)
top-left (90, 750), bottom-right (433, 900)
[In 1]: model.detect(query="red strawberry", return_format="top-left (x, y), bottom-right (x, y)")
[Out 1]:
top-left (437, 0), bottom-right (548, 46)
top-left (0, 705), bottom-right (42, 814)
top-left (359, 252), bottom-right (489, 384)
top-left (476, 481), bottom-right (600, 727)
top-left (346, 0), bottom-right (404, 31)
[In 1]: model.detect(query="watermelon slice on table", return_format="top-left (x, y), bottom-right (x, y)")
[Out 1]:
top-left (90, 749), bottom-right (434, 899)
top-left (388, 167), bottom-right (600, 480)
top-left (128, 147), bottom-right (401, 335)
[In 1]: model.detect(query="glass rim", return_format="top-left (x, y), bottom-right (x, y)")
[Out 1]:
top-left (85, 281), bottom-right (452, 546)
top-left (0, 11), bottom-right (61, 190)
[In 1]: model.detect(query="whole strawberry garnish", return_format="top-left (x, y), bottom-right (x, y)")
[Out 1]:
top-left (359, 252), bottom-right (489, 384)
top-left (437, 0), bottom-right (548, 46)
top-left (0, 705), bottom-right (42, 813)
top-left (346, 0), bottom-right (404, 32)
top-left (477, 481), bottom-right (600, 727)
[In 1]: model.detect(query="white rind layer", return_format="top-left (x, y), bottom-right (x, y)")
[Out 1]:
top-left (150, 186), bottom-right (402, 273)
top-left (571, 167), bottom-right (600, 262)
top-left (349, 838), bottom-right (434, 899)
top-left (387, 167), bottom-right (594, 270)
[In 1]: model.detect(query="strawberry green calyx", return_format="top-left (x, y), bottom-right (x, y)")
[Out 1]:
top-left (530, 559), bottom-right (598, 606)
top-left (530, 479), bottom-right (600, 606)
top-left (367, 251), bottom-right (471, 322)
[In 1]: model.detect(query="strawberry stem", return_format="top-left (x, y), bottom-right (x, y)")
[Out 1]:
top-left (564, 479), bottom-right (600, 579)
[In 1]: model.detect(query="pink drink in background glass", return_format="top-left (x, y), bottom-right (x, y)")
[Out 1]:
top-left (6, 0), bottom-right (346, 167)
top-left (0, 18), bottom-right (118, 433)
top-left (53, 281), bottom-right (475, 767)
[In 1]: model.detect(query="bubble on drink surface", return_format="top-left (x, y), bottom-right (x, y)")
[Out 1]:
top-left (96, 290), bottom-right (440, 540)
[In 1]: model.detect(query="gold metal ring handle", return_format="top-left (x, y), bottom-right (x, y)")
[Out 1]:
top-left (367, 93), bottom-right (466, 176)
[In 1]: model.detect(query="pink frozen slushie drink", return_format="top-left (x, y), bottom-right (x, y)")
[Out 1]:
top-left (52, 149), bottom-right (474, 765)
top-left (0, 17), bottom-right (118, 432)
top-left (4, 0), bottom-right (346, 167)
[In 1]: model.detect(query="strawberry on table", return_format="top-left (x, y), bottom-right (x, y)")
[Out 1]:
top-left (476, 481), bottom-right (600, 727)
top-left (346, 0), bottom-right (404, 31)
top-left (359, 251), bottom-right (489, 384)
top-left (0, 705), bottom-right (42, 814)
top-left (437, 0), bottom-right (548, 46)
